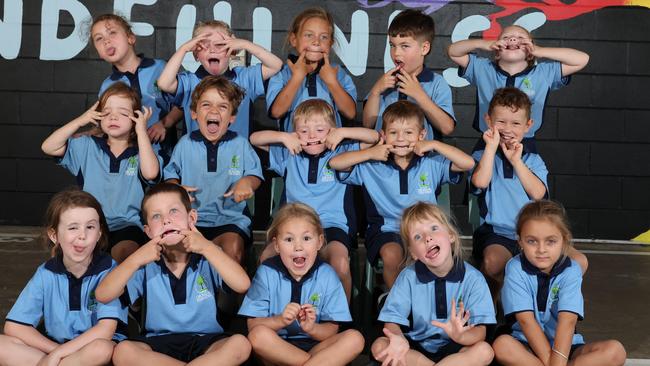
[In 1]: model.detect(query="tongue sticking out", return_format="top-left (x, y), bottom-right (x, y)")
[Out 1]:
top-left (207, 121), bottom-right (220, 134)
top-left (293, 257), bottom-right (306, 266)
top-left (426, 246), bottom-right (440, 259)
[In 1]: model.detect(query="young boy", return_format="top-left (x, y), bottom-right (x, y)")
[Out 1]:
top-left (250, 98), bottom-right (380, 301)
top-left (158, 20), bottom-right (282, 137)
top-left (363, 9), bottom-right (455, 140)
top-left (95, 182), bottom-right (251, 365)
top-left (329, 100), bottom-right (474, 292)
top-left (163, 75), bottom-right (264, 264)
top-left (470, 87), bottom-right (587, 299)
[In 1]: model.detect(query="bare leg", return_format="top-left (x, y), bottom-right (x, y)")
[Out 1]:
top-left (304, 329), bottom-right (364, 366)
top-left (436, 341), bottom-right (493, 366)
top-left (0, 334), bottom-right (46, 366)
top-left (187, 334), bottom-right (251, 366)
top-left (319, 241), bottom-right (351, 302)
top-left (248, 325), bottom-right (310, 365)
top-left (112, 340), bottom-right (184, 366)
top-left (493, 334), bottom-right (544, 366)
top-left (111, 240), bottom-right (140, 263)
top-left (59, 339), bottom-right (115, 366)
top-left (569, 340), bottom-right (626, 366)
top-left (481, 244), bottom-right (512, 301)
top-left (213, 232), bottom-right (245, 264)
top-left (379, 242), bottom-right (403, 289)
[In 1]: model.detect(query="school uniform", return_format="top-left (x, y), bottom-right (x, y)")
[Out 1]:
top-left (459, 54), bottom-right (569, 138)
top-left (470, 144), bottom-right (548, 260)
top-left (266, 55), bottom-right (357, 132)
top-left (173, 64), bottom-right (265, 137)
top-left (238, 256), bottom-right (351, 351)
top-left (336, 153), bottom-right (461, 263)
top-left (368, 67), bottom-right (456, 141)
top-left (163, 130), bottom-right (263, 240)
top-left (502, 255), bottom-right (585, 348)
top-left (379, 260), bottom-right (495, 361)
top-left (268, 142), bottom-right (359, 247)
top-left (5, 253), bottom-right (127, 343)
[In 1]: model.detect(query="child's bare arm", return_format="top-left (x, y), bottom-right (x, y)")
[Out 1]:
top-left (326, 127), bottom-right (380, 150)
top-left (516, 311), bottom-right (552, 366)
top-left (247, 302), bottom-right (301, 332)
top-left (447, 39), bottom-right (496, 68)
top-left (42, 319), bottom-right (117, 363)
top-left (319, 55), bottom-right (356, 120)
top-left (526, 44), bottom-right (589, 77)
top-left (328, 142), bottom-right (390, 171)
top-left (3, 321), bottom-right (58, 354)
top-left (158, 32), bottom-right (212, 93)
top-left (132, 107), bottom-right (159, 181)
top-left (549, 312), bottom-right (578, 366)
top-left (41, 102), bottom-right (103, 157)
top-left (269, 53), bottom-right (309, 119)
top-left (363, 67), bottom-right (400, 129)
top-left (304, 322), bottom-right (339, 342)
top-left (414, 140), bottom-right (474, 172)
top-left (504, 144), bottom-right (546, 200)
top-left (249, 130), bottom-right (293, 151)
top-left (225, 37), bottom-right (282, 80)
top-left (224, 176), bottom-right (261, 203)
top-left (397, 72), bottom-right (454, 135)
top-left (470, 128), bottom-right (500, 189)
top-left (148, 106), bottom-right (184, 143)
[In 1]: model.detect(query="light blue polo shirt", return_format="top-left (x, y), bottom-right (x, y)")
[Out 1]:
top-left (125, 253), bottom-right (224, 337)
top-left (379, 260), bottom-right (495, 353)
top-left (6, 253), bottom-right (127, 343)
top-left (502, 255), bottom-right (585, 346)
top-left (59, 135), bottom-right (161, 231)
top-left (172, 64), bottom-right (265, 137)
top-left (470, 145), bottom-right (548, 240)
top-left (459, 54), bottom-right (569, 137)
top-left (337, 153), bottom-right (461, 234)
top-left (268, 142), bottom-right (359, 235)
top-left (163, 130), bottom-right (263, 235)
top-left (368, 67), bottom-right (456, 141)
top-left (238, 256), bottom-right (351, 340)
top-left (266, 55), bottom-right (357, 132)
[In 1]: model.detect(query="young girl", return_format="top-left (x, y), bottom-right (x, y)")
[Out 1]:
top-left (493, 200), bottom-right (626, 366)
top-left (447, 25), bottom-right (589, 141)
top-left (89, 14), bottom-right (183, 160)
top-left (372, 202), bottom-right (495, 365)
top-left (266, 7), bottom-right (357, 131)
top-left (238, 203), bottom-right (365, 365)
top-left (0, 189), bottom-right (127, 366)
top-left (41, 82), bottom-right (159, 263)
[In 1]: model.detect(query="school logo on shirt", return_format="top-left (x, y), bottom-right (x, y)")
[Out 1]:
top-left (125, 156), bottom-right (138, 176)
top-left (228, 155), bottom-right (241, 176)
top-left (322, 163), bottom-right (335, 182)
top-left (521, 77), bottom-right (536, 98)
top-left (417, 173), bottom-right (432, 194)
top-left (550, 285), bottom-right (560, 303)
top-left (87, 290), bottom-right (98, 312)
top-left (195, 274), bottom-right (213, 302)
top-left (309, 293), bottom-right (321, 313)
top-left (151, 80), bottom-right (163, 99)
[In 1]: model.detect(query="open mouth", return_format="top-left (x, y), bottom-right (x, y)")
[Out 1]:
top-left (425, 245), bottom-right (440, 259)
top-left (394, 60), bottom-right (404, 69)
top-left (207, 119), bottom-right (220, 134)
top-left (305, 141), bottom-right (322, 146)
top-left (207, 57), bottom-right (220, 68)
top-left (292, 256), bottom-right (306, 268)
top-left (161, 229), bottom-right (180, 238)
top-left (106, 47), bottom-right (116, 56)
top-left (73, 245), bottom-right (85, 254)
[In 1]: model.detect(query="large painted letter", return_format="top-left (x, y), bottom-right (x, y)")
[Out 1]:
top-left (114, 0), bottom-right (157, 36)
top-left (383, 10), bottom-right (401, 72)
top-left (443, 15), bottom-right (491, 87)
top-left (334, 10), bottom-right (368, 76)
top-left (41, 0), bottom-right (91, 60)
top-left (0, 0), bottom-right (22, 60)
top-left (177, 4), bottom-right (198, 72)
top-left (251, 7), bottom-right (272, 66)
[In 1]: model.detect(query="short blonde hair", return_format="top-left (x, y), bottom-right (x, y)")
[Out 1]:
top-left (193, 20), bottom-right (233, 38)
top-left (400, 202), bottom-right (462, 265)
top-left (382, 100), bottom-right (425, 132)
top-left (292, 99), bottom-right (336, 129)
top-left (267, 203), bottom-right (325, 244)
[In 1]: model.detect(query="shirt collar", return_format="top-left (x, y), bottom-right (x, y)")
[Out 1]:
top-left (44, 252), bottom-right (112, 277)
top-left (386, 153), bottom-right (422, 171)
top-left (416, 66), bottom-right (434, 82)
top-left (109, 54), bottom-right (155, 81)
top-left (156, 252), bottom-right (202, 272)
top-left (194, 65), bottom-right (235, 80)
top-left (263, 255), bottom-right (323, 284)
top-left (493, 61), bottom-right (534, 78)
top-left (91, 136), bottom-right (138, 160)
top-left (520, 254), bottom-right (571, 278)
top-left (414, 260), bottom-right (465, 283)
top-left (189, 130), bottom-right (236, 144)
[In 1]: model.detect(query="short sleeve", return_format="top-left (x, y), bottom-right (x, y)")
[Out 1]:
top-left (163, 142), bottom-right (184, 181)
top-left (265, 66), bottom-right (289, 114)
top-left (238, 64), bottom-right (266, 98)
top-left (463, 270), bottom-right (496, 325)
top-left (469, 150), bottom-right (486, 195)
top-left (431, 76), bottom-right (456, 122)
top-left (377, 269), bottom-right (413, 326)
top-left (540, 61), bottom-right (570, 90)
top-left (238, 266), bottom-right (271, 318)
top-left (502, 259), bottom-right (535, 316)
top-left (172, 71), bottom-right (193, 108)
top-left (58, 136), bottom-right (91, 174)
top-left (268, 145), bottom-right (290, 176)
top-left (338, 68), bottom-right (357, 101)
top-left (430, 154), bottom-right (461, 186)
top-left (6, 267), bottom-right (45, 327)
top-left (317, 266), bottom-right (352, 322)
top-left (125, 267), bottom-right (146, 305)
top-left (335, 163), bottom-right (363, 186)
top-left (526, 154), bottom-right (549, 197)
top-left (458, 54), bottom-right (486, 83)
top-left (242, 140), bottom-right (264, 180)
top-left (557, 262), bottom-right (584, 319)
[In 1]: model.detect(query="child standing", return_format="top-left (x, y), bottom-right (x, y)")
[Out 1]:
top-left (239, 203), bottom-right (365, 366)
top-left (90, 14), bottom-right (183, 160)
top-left (493, 200), bottom-right (626, 366)
top-left (158, 20), bottom-right (282, 137)
top-left (0, 189), bottom-right (127, 366)
top-left (267, 7), bottom-right (357, 131)
top-left (330, 100), bottom-right (474, 290)
top-left (95, 183), bottom-right (252, 365)
top-left (163, 76), bottom-right (263, 264)
top-left (371, 202), bottom-right (495, 365)
top-left (41, 83), bottom-right (160, 263)
top-left (448, 24), bottom-right (589, 141)
top-left (250, 98), bottom-right (380, 301)
top-left (364, 9), bottom-right (456, 140)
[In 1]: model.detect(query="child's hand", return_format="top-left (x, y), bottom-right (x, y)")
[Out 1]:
top-left (77, 101), bottom-right (105, 128)
top-left (298, 303), bottom-right (317, 333)
top-left (181, 185), bottom-right (198, 203)
top-left (147, 121), bottom-right (167, 143)
top-left (369, 139), bottom-right (392, 162)
top-left (324, 127), bottom-right (345, 151)
top-left (488, 39), bottom-right (506, 52)
top-left (130, 107), bottom-right (153, 135)
top-left (376, 327), bottom-right (409, 366)
top-left (430, 299), bottom-right (474, 344)
top-left (414, 140), bottom-right (437, 156)
top-left (370, 66), bottom-right (400, 96)
top-left (396, 71), bottom-right (426, 100)
top-left (519, 38), bottom-right (537, 57)
top-left (224, 178), bottom-right (254, 203)
top-left (36, 352), bottom-right (61, 366)
top-left (132, 236), bottom-right (163, 266)
top-left (216, 33), bottom-right (249, 59)
top-left (180, 31), bottom-right (212, 53)
top-left (482, 126), bottom-right (500, 150)
top-left (281, 302), bottom-right (302, 326)
top-left (501, 141), bottom-right (523, 163)
top-left (287, 52), bottom-right (310, 80)
top-left (318, 52), bottom-right (339, 86)
top-left (180, 223), bottom-right (210, 255)
top-left (283, 132), bottom-right (306, 155)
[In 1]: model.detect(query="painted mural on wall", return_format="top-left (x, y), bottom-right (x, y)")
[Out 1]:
top-left (1, 0), bottom-right (649, 85)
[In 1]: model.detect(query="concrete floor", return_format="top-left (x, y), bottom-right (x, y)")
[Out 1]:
top-left (1, 227), bottom-right (649, 364)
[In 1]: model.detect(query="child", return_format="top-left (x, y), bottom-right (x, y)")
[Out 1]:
top-left (364, 9), bottom-right (455, 140)
top-left (250, 98), bottom-right (380, 301)
top-left (158, 20), bottom-right (282, 137)
top-left (266, 7), bottom-right (357, 131)
top-left (238, 203), bottom-right (365, 365)
top-left (469, 87), bottom-right (587, 299)
top-left (163, 75), bottom-right (263, 264)
top-left (448, 24), bottom-right (589, 142)
top-left (90, 14), bottom-right (183, 160)
top-left (371, 202), bottom-right (495, 365)
top-left (41, 82), bottom-right (160, 263)
top-left (0, 189), bottom-right (127, 366)
top-left (330, 100), bottom-right (474, 290)
top-left (493, 200), bottom-right (626, 366)
top-left (95, 182), bottom-right (252, 365)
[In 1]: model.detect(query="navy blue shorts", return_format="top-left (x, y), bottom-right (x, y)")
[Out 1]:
top-left (108, 226), bottom-right (149, 249)
top-left (324, 227), bottom-right (354, 250)
top-left (196, 224), bottom-right (252, 248)
top-left (131, 333), bottom-right (229, 362)
top-left (287, 337), bottom-right (319, 352)
top-left (472, 224), bottom-right (519, 263)
top-left (364, 227), bottom-right (403, 265)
